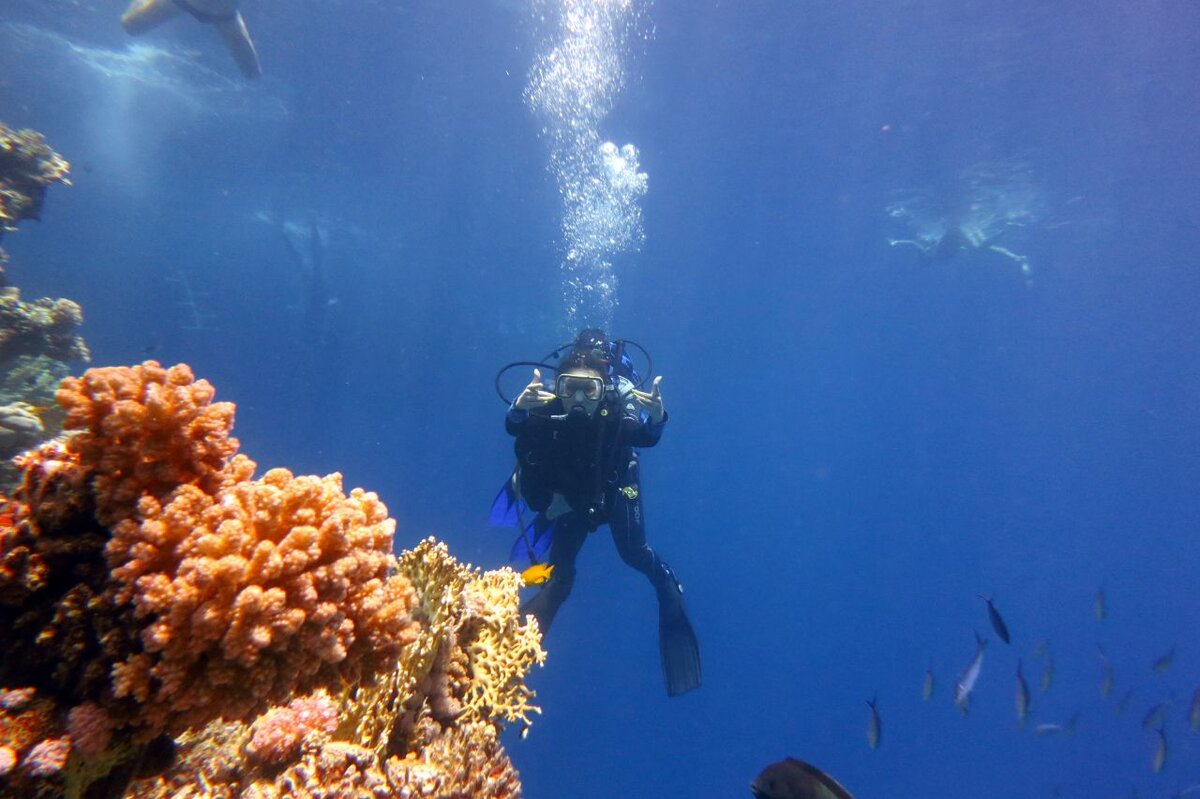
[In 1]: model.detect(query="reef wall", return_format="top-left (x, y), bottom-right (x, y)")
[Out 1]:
top-left (0, 362), bottom-right (544, 798)
top-left (0, 121), bottom-right (87, 486)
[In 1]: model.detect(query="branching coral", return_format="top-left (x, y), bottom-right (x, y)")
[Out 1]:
top-left (338, 538), bottom-right (545, 760)
top-left (2, 360), bottom-right (542, 798)
top-left (56, 361), bottom-right (241, 526)
top-left (106, 468), bottom-right (419, 738)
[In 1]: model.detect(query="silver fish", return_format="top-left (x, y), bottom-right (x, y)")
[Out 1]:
top-left (1016, 659), bottom-right (1031, 725)
top-left (922, 667), bottom-right (935, 702)
top-left (1040, 653), bottom-right (1055, 693)
top-left (866, 695), bottom-right (881, 750)
top-left (955, 631), bottom-right (987, 716)
top-left (1033, 639), bottom-right (1051, 659)
top-left (1035, 713), bottom-right (1078, 737)
top-left (1190, 686), bottom-right (1200, 732)
top-left (1095, 584), bottom-right (1107, 621)
top-left (1153, 727), bottom-right (1167, 774)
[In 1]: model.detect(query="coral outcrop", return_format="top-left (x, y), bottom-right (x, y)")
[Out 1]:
top-left (0, 361), bottom-right (543, 798)
top-left (0, 123), bottom-right (70, 256)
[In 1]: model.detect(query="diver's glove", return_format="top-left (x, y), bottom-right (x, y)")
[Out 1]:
top-left (631, 375), bottom-right (666, 424)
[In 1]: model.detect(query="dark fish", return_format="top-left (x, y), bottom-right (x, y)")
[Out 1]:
top-left (980, 595), bottom-right (1011, 644)
top-left (750, 757), bottom-right (855, 799)
top-left (1095, 584), bottom-right (1107, 621)
top-left (1153, 727), bottom-right (1168, 774)
top-left (1115, 689), bottom-right (1134, 718)
top-left (1190, 686), bottom-right (1200, 732)
top-left (1098, 645), bottom-right (1115, 699)
top-left (1153, 646), bottom-right (1175, 673)
top-left (922, 667), bottom-right (935, 702)
top-left (865, 695), bottom-right (881, 750)
top-left (955, 631), bottom-right (987, 716)
top-left (1142, 700), bottom-right (1171, 731)
top-left (1016, 659), bottom-right (1031, 725)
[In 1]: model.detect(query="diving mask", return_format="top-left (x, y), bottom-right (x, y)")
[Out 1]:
top-left (555, 374), bottom-right (605, 401)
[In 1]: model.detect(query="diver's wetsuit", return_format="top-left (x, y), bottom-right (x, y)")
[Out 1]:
top-left (506, 379), bottom-right (675, 633)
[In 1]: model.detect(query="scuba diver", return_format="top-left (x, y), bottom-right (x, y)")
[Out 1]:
top-left (492, 330), bottom-right (701, 696)
top-left (120, 0), bottom-right (261, 79)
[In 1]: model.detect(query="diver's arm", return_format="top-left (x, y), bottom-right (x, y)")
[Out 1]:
top-left (624, 410), bottom-right (667, 447)
top-left (506, 403), bottom-right (530, 435)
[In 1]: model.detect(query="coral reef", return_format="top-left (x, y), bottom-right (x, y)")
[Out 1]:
top-left (0, 287), bottom-right (89, 371)
top-left (0, 122), bottom-right (70, 259)
top-left (0, 361), bottom-right (543, 798)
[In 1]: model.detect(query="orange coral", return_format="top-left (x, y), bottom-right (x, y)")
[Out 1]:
top-left (106, 468), bottom-right (419, 737)
top-left (56, 361), bottom-right (243, 525)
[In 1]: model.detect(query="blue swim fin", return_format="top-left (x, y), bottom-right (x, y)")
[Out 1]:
top-left (489, 474), bottom-right (526, 528)
top-left (510, 514), bottom-right (553, 565)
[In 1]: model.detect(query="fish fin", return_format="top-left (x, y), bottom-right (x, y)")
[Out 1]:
top-left (792, 760), bottom-right (857, 799)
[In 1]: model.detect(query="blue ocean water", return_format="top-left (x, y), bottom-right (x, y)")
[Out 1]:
top-left (2, 1), bottom-right (1199, 797)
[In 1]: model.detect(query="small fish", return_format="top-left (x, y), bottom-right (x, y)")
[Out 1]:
top-left (955, 631), bottom-right (987, 716)
top-left (1190, 686), bottom-right (1200, 732)
top-left (750, 757), bottom-right (856, 799)
top-left (1153, 727), bottom-right (1168, 774)
top-left (980, 595), bottom-right (1012, 644)
top-left (1016, 660), bottom-right (1031, 725)
top-left (1153, 646), bottom-right (1175, 673)
top-left (1036, 713), bottom-right (1079, 737)
top-left (1142, 700), bottom-right (1171, 731)
top-left (520, 562), bottom-right (554, 586)
top-left (866, 695), bottom-right (881, 750)
top-left (1098, 646), bottom-right (1115, 699)
top-left (1033, 639), bottom-right (1051, 659)
top-left (1041, 654), bottom-right (1055, 693)
top-left (922, 667), bottom-right (935, 702)
top-left (1095, 584), bottom-right (1107, 621)
top-left (1115, 689), bottom-right (1134, 718)
top-left (1173, 783), bottom-right (1200, 798)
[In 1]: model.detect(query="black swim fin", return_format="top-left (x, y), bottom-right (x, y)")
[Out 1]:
top-left (657, 565), bottom-right (701, 696)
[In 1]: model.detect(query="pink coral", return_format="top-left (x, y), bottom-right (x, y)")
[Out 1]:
top-left (21, 736), bottom-right (69, 777)
top-left (66, 701), bottom-right (112, 758)
top-left (56, 361), bottom-right (245, 525)
top-left (246, 691), bottom-right (339, 766)
top-left (107, 469), bottom-right (419, 736)
top-left (0, 687), bottom-right (35, 711)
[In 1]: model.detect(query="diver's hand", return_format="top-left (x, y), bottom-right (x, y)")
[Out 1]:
top-left (631, 375), bottom-right (665, 423)
top-left (514, 368), bottom-right (556, 410)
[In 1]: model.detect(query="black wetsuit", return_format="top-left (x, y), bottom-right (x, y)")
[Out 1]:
top-left (506, 387), bottom-right (674, 632)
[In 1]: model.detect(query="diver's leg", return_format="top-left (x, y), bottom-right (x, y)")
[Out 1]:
top-left (520, 515), bottom-right (589, 635)
top-left (610, 463), bottom-right (701, 696)
top-left (213, 12), bottom-right (262, 79)
top-left (121, 0), bottom-right (183, 34)
top-left (985, 244), bottom-right (1032, 275)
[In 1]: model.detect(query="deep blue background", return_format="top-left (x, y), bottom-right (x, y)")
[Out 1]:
top-left (2, 2), bottom-right (1199, 797)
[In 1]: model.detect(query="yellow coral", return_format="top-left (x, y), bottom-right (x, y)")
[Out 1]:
top-left (340, 538), bottom-right (545, 756)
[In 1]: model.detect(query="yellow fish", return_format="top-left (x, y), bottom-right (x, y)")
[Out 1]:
top-left (521, 563), bottom-right (554, 586)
